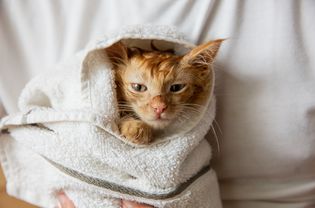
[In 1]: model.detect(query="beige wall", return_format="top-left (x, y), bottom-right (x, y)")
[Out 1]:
top-left (0, 164), bottom-right (37, 207)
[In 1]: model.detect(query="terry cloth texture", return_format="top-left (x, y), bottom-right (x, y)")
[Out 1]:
top-left (0, 25), bottom-right (221, 208)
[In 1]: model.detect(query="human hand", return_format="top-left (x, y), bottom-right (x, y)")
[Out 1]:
top-left (57, 192), bottom-right (75, 208)
top-left (121, 200), bottom-right (154, 208)
top-left (57, 192), bottom-right (154, 208)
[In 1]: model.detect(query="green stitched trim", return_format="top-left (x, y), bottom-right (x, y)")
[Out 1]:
top-left (44, 157), bottom-right (210, 200)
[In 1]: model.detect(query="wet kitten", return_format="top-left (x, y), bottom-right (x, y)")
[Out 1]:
top-left (106, 40), bottom-right (223, 144)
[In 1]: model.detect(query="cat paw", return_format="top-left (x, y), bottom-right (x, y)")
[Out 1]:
top-left (119, 118), bottom-right (153, 145)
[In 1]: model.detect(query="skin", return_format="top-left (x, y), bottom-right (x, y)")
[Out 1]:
top-left (57, 192), bottom-right (153, 208)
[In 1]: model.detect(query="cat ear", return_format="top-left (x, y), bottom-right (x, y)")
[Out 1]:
top-left (105, 41), bottom-right (129, 66)
top-left (182, 39), bottom-right (225, 67)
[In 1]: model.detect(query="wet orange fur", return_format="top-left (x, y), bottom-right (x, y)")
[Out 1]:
top-left (106, 40), bottom-right (223, 144)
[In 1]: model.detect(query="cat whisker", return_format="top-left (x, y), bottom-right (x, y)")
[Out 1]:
top-left (182, 103), bottom-right (203, 106)
top-left (176, 108), bottom-right (188, 119)
top-left (118, 101), bottom-right (130, 104)
top-left (211, 124), bottom-right (221, 154)
top-left (181, 103), bottom-right (204, 107)
top-left (178, 110), bottom-right (194, 122)
top-left (183, 109), bottom-right (202, 115)
top-left (176, 113), bottom-right (189, 125)
top-left (117, 103), bottom-right (133, 106)
top-left (117, 104), bottom-right (134, 110)
top-left (117, 105), bottom-right (133, 108)
top-left (181, 103), bottom-right (206, 109)
top-left (180, 105), bottom-right (203, 111)
top-left (117, 106), bottom-right (133, 109)
top-left (180, 106), bottom-right (203, 115)
top-left (213, 119), bottom-right (222, 135)
top-left (179, 112), bottom-right (190, 121)
top-left (117, 104), bottom-right (132, 106)
top-left (118, 109), bottom-right (133, 112)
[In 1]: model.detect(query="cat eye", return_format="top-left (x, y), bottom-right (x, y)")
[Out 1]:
top-left (131, 83), bottom-right (147, 92)
top-left (170, 84), bottom-right (186, 93)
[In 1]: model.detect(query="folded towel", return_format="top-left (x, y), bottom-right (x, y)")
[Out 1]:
top-left (0, 25), bottom-right (222, 208)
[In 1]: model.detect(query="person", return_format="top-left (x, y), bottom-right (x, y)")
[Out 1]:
top-left (1, 1), bottom-right (315, 208)
top-left (57, 192), bottom-right (152, 208)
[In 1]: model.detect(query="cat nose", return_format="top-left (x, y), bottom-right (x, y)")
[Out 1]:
top-left (150, 95), bottom-right (167, 115)
top-left (153, 105), bottom-right (167, 114)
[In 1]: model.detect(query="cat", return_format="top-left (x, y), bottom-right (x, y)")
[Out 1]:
top-left (105, 39), bottom-right (223, 145)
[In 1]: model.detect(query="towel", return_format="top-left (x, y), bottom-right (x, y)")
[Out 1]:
top-left (0, 25), bottom-right (222, 208)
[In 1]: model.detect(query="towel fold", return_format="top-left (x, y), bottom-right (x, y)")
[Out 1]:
top-left (0, 25), bottom-right (222, 208)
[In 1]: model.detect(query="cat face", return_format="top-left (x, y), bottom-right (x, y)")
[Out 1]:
top-left (106, 40), bottom-right (223, 129)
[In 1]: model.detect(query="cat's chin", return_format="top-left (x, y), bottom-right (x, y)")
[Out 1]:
top-left (144, 118), bottom-right (172, 130)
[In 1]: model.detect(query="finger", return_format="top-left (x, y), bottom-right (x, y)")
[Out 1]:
top-left (57, 192), bottom-right (75, 208)
top-left (121, 199), bottom-right (153, 208)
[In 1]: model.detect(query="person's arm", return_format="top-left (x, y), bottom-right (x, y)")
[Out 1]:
top-left (57, 192), bottom-right (153, 208)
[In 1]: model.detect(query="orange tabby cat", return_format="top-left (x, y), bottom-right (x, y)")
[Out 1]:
top-left (106, 40), bottom-right (223, 144)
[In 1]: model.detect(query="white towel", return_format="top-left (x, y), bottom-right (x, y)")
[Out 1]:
top-left (0, 25), bottom-right (222, 208)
